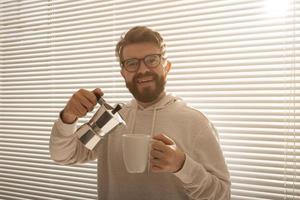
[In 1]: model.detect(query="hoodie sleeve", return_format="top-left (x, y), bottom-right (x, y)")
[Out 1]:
top-left (174, 118), bottom-right (231, 200)
top-left (49, 116), bottom-right (98, 165)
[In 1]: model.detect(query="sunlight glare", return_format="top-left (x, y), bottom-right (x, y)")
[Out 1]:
top-left (264, 0), bottom-right (290, 17)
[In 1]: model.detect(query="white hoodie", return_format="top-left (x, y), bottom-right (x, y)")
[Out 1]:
top-left (50, 94), bottom-right (231, 200)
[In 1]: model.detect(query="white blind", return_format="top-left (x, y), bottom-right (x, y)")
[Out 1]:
top-left (0, 0), bottom-right (299, 199)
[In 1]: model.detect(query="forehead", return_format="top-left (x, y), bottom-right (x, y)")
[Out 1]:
top-left (122, 42), bottom-right (161, 59)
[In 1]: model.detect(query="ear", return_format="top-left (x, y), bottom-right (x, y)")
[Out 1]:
top-left (164, 60), bottom-right (171, 75)
top-left (120, 68), bottom-right (125, 79)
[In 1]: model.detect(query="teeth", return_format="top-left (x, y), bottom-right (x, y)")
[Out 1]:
top-left (137, 78), bottom-right (153, 83)
top-left (139, 80), bottom-right (150, 83)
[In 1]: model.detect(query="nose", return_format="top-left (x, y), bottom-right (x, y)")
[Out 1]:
top-left (137, 60), bottom-right (150, 74)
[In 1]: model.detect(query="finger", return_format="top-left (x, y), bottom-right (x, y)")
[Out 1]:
top-left (150, 157), bottom-right (160, 165)
top-left (153, 133), bottom-right (174, 145)
top-left (73, 102), bottom-right (88, 117)
top-left (93, 88), bottom-right (104, 99)
top-left (150, 160), bottom-right (168, 173)
top-left (150, 156), bottom-right (168, 167)
top-left (65, 98), bottom-right (88, 117)
top-left (150, 149), bottom-right (164, 159)
top-left (150, 159), bottom-right (163, 170)
top-left (151, 165), bottom-right (163, 172)
top-left (79, 89), bottom-right (98, 106)
top-left (74, 93), bottom-right (94, 112)
top-left (151, 140), bottom-right (168, 153)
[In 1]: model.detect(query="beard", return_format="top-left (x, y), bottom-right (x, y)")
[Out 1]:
top-left (125, 71), bottom-right (166, 103)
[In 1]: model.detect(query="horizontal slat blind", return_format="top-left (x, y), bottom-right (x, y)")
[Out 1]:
top-left (0, 0), bottom-right (299, 199)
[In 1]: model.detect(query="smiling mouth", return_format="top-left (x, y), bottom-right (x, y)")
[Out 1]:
top-left (136, 77), bottom-right (154, 84)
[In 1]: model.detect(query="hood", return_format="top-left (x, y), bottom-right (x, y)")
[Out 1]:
top-left (124, 93), bottom-right (181, 111)
top-left (122, 93), bottom-right (182, 139)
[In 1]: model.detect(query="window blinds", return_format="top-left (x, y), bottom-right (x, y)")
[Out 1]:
top-left (0, 0), bottom-right (299, 199)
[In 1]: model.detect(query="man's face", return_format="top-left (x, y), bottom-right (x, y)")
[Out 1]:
top-left (120, 42), bottom-right (168, 103)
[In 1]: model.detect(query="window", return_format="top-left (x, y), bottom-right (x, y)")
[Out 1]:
top-left (0, 0), bottom-right (299, 199)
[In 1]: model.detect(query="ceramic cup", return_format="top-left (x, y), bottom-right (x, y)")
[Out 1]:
top-left (122, 134), bottom-right (151, 173)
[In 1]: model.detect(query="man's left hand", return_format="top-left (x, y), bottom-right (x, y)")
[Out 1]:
top-left (150, 133), bottom-right (186, 173)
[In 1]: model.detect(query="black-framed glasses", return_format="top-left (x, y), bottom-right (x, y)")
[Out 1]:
top-left (121, 54), bottom-right (163, 72)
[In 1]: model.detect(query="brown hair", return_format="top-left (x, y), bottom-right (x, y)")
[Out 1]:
top-left (115, 26), bottom-right (166, 63)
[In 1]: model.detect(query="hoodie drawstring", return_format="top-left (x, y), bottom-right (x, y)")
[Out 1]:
top-left (129, 104), bottom-right (157, 175)
top-left (148, 107), bottom-right (157, 175)
top-left (150, 107), bottom-right (157, 137)
top-left (129, 104), bottom-right (157, 137)
top-left (129, 104), bottom-right (138, 134)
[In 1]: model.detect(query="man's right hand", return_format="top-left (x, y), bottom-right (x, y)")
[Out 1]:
top-left (61, 88), bottom-right (103, 124)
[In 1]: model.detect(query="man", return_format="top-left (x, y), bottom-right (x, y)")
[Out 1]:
top-left (50, 26), bottom-right (231, 199)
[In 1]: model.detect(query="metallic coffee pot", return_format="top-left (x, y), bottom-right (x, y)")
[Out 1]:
top-left (75, 97), bottom-right (125, 150)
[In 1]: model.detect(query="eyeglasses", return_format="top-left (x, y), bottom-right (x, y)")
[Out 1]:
top-left (121, 54), bottom-right (163, 72)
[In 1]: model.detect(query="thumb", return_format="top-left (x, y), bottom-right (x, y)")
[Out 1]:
top-left (153, 133), bottom-right (174, 145)
top-left (92, 88), bottom-right (103, 99)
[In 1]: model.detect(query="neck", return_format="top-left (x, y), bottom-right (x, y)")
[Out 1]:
top-left (137, 92), bottom-right (166, 109)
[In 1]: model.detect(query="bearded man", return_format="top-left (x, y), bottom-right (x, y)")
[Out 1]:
top-left (50, 26), bottom-right (231, 200)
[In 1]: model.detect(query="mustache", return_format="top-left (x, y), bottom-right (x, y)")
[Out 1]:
top-left (133, 71), bottom-right (158, 81)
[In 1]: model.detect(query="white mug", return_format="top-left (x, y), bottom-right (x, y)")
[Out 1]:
top-left (122, 134), bottom-right (151, 173)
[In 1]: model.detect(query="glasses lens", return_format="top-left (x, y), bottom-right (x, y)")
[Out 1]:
top-left (124, 59), bottom-right (139, 72)
top-left (144, 54), bottom-right (160, 67)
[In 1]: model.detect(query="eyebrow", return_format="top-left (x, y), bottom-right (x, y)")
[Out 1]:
top-left (123, 53), bottom-right (160, 60)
